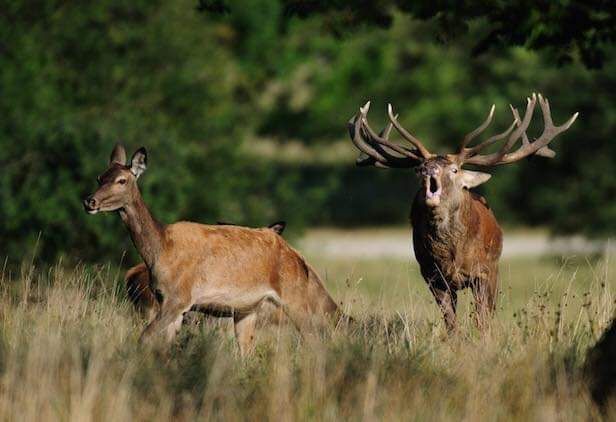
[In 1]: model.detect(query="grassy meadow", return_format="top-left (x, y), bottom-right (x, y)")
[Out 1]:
top-left (0, 234), bottom-right (613, 421)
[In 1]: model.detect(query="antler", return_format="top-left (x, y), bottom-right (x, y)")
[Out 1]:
top-left (462, 116), bottom-right (519, 157)
top-left (453, 104), bottom-right (521, 161)
top-left (457, 104), bottom-right (496, 153)
top-left (386, 104), bottom-right (433, 159)
top-left (458, 93), bottom-right (578, 167)
top-left (348, 94), bottom-right (576, 169)
top-left (347, 102), bottom-right (428, 168)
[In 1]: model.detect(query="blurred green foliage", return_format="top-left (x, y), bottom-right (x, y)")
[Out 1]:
top-left (202, 0), bottom-right (616, 68)
top-left (0, 0), bottom-right (614, 264)
top-left (0, 0), bottom-right (334, 263)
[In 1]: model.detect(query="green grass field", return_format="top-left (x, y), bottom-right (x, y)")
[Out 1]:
top-left (0, 242), bottom-right (613, 420)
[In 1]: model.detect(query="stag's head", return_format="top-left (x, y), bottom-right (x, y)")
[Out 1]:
top-left (83, 144), bottom-right (147, 214)
top-left (412, 156), bottom-right (491, 207)
top-left (348, 94), bottom-right (578, 209)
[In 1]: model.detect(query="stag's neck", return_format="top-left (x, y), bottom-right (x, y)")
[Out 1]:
top-left (119, 191), bottom-right (165, 268)
top-left (412, 191), bottom-right (472, 244)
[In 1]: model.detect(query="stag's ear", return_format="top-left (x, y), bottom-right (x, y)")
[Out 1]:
top-left (109, 143), bottom-right (127, 166)
top-left (130, 147), bottom-right (147, 178)
top-left (268, 221), bottom-right (286, 235)
top-left (460, 170), bottom-right (491, 188)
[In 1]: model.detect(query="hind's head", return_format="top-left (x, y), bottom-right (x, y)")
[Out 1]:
top-left (83, 144), bottom-right (147, 214)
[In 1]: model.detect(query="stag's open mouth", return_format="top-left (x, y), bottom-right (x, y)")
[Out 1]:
top-left (424, 176), bottom-right (442, 205)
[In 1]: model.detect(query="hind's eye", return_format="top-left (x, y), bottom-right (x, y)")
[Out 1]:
top-left (451, 167), bottom-right (458, 174)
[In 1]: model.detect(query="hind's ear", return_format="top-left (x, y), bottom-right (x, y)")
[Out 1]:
top-left (110, 143), bottom-right (127, 165)
top-left (268, 221), bottom-right (286, 235)
top-left (130, 147), bottom-right (147, 178)
top-left (460, 170), bottom-right (491, 188)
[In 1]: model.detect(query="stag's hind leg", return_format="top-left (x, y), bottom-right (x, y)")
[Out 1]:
top-left (471, 268), bottom-right (498, 330)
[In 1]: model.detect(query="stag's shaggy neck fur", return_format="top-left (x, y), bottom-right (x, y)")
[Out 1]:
top-left (119, 187), bottom-right (164, 269)
top-left (411, 188), bottom-right (479, 287)
top-left (415, 189), bottom-right (468, 242)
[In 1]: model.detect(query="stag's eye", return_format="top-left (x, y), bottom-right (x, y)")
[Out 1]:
top-left (117, 178), bottom-right (127, 185)
top-left (451, 167), bottom-right (458, 174)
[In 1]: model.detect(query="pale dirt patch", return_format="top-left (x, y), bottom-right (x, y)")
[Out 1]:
top-left (299, 227), bottom-right (613, 259)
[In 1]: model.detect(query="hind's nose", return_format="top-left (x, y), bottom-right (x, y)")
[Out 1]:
top-left (83, 196), bottom-right (97, 211)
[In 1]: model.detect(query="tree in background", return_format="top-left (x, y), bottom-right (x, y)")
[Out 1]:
top-left (199, 0), bottom-right (616, 236)
top-left (0, 0), bottom-right (334, 263)
top-left (201, 0), bottom-right (616, 68)
top-left (1, 0), bottom-right (615, 265)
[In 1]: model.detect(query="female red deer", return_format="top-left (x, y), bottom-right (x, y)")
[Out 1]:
top-left (347, 94), bottom-right (577, 330)
top-left (84, 145), bottom-right (341, 353)
top-left (125, 221), bottom-right (287, 322)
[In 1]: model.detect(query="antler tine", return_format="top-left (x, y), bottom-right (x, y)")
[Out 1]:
top-left (347, 103), bottom-right (387, 166)
top-left (463, 94), bottom-right (537, 166)
top-left (510, 105), bottom-right (555, 158)
top-left (459, 96), bottom-right (534, 163)
top-left (463, 107), bottom-right (519, 158)
top-left (537, 93), bottom-right (580, 135)
top-left (360, 111), bottom-right (421, 160)
top-left (464, 93), bottom-right (578, 166)
top-left (387, 104), bottom-right (433, 159)
top-left (347, 102), bottom-right (418, 168)
top-left (458, 104), bottom-right (496, 153)
top-left (495, 93), bottom-right (578, 163)
top-left (502, 93), bottom-right (538, 152)
top-left (381, 116), bottom-right (420, 155)
top-left (380, 118), bottom-right (394, 139)
top-left (378, 118), bottom-right (421, 156)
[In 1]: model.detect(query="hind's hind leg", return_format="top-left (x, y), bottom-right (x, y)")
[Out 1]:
top-left (264, 292), bottom-right (311, 335)
top-left (232, 291), bottom-right (301, 355)
top-left (234, 312), bottom-right (257, 356)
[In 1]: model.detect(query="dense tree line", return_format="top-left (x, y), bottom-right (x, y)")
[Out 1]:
top-left (201, 0), bottom-right (616, 68)
top-left (1, 0), bottom-right (614, 264)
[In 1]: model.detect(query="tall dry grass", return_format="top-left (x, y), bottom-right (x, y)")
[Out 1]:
top-left (0, 253), bottom-right (613, 421)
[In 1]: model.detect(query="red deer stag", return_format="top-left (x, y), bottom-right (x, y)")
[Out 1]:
top-left (347, 93), bottom-right (577, 330)
top-left (84, 145), bottom-right (341, 353)
top-left (125, 221), bottom-right (287, 322)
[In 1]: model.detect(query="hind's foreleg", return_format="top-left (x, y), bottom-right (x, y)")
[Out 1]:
top-left (139, 295), bottom-right (192, 345)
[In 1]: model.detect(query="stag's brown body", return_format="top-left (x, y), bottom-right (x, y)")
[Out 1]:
top-left (85, 145), bottom-right (340, 353)
top-left (348, 94), bottom-right (577, 330)
top-left (411, 186), bottom-right (502, 328)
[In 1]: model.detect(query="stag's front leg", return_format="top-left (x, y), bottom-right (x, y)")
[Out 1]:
top-left (430, 286), bottom-right (458, 332)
